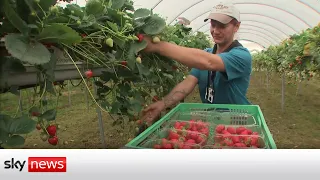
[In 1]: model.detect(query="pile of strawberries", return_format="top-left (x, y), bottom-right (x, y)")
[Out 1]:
top-left (152, 120), bottom-right (209, 149)
top-left (214, 125), bottom-right (262, 148)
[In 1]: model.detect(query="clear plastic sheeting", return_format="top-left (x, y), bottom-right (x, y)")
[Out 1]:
top-left (59, 0), bottom-right (320, 51)
top-left (133, 0), bottom-right (320, 50)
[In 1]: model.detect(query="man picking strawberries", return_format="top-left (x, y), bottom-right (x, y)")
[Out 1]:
top-left (141, 2), bottom-right (252, 122)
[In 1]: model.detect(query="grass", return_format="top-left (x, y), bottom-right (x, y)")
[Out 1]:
top-left (1, 72), bottom-right (319, 149)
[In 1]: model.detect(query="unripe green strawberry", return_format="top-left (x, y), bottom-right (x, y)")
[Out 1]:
top-left (105, 38), bottom-right (113, 47)
top-left (152, 36), bottom-right (161, 43)
top-left (40, 133), bottom-right (48, 142)
top-left (136, 56), bottom-right (142, 63)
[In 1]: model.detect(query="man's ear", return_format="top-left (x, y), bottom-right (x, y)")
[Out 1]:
top-left (234, 22), bottom-right (240, 33)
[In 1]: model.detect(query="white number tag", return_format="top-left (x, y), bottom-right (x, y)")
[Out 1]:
top-left (205, 87), bottom-right (214, 103)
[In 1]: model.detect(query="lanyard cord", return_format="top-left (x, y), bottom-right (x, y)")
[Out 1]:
top-left (206, 40), bottom-right (243, 89)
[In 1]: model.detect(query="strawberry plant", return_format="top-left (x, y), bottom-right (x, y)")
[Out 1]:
top-left (252, 23), bottom-right (320, 82)
top-left (0, 0), bottom-right (212, 148)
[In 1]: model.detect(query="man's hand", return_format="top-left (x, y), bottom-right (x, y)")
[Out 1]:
top-left (142, 35), bottom-right (160, 53)
top-left (141, 100), bottom-right (165, 123)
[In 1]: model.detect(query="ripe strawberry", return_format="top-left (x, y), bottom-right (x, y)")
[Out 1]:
top-left (180, 122), bottom-right (187, 127)
top-left (153, 144), bottom-right (161, 149)
top-left (231, 136), bottom-right (240, 143)
top-left (163, 143), bottom-right (173, 149)
top-left (168, 131), bottom-right (180, 140)
top-left (136, 120), bottom-right (142, 125)
top-left (85, 70), bottom-right (93, 78)
top-left (172, 66), bottom-right (178, 70)
top-left (227, 127), bottom-right (236, 134)
top-left (32, 112), bottom-right (40, 117)
top-left (152, 96), bottom-right (159, 102)
top-left (215, 124), bottom-right (225, 133)
top-left (196, 136), bottom-right (204, 144)
top-left (46, 125), bottom-right (57, 136)
top-left (252, 132), bottom-right (259, 136)
top-left (174, 121), bottom-right (181, 129)
top-left (222, 130), bottom-right (232, 139)
top-left (36, 124), bottom-right (41, 130)
top-left (200, 128), bottom-right (209, 136)
top-left (121, 61), bottom-right (127, 66)
top-left (233, 143), bottom-right (246, 148)
top-left (214, 135), bottom-right (224, 142)
top-left (190, 126), bottom-right (197, 132)
top-left (48, 136), bottom-right (58, 145)
top-left (171, 139), bottom-right (183, 149)
top-left (161, 138), bottom-right (168, 145)
top-left (136, 34), bottom-right (144, 42)
top-left (190, 132), bottom-right (199, 140)
top-left (221, 138), bottom-right (233, 147)
top-left (240, 130), bottom-right (249, 136)
top-left (186, 139), bottom-right (196, 145)
top-left (250, 137), bottom-right (258, 146)
top-left (182, 144), bottom-right (192, 149)
top-left (236, 127), bottom-right (246, 134)
top-left (246, 129), bottom-right (253, 135)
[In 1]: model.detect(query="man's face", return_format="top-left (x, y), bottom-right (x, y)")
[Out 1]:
top-left (210, 19), bottom-right (240, 45)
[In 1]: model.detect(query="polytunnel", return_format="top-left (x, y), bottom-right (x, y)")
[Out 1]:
top-left (58, 0), bottom-right (320, 52)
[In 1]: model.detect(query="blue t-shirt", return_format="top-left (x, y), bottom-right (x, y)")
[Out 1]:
top-left (190, 46), bottom-right (252, 105)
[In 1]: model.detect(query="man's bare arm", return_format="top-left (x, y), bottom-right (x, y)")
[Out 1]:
top-left (162, 75), bottom-right (198, 109)
top-left (152, 41), bottom-right (225, 72)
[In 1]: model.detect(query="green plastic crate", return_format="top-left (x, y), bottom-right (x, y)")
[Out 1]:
top-left (125, 103), bottom-right (277, 149)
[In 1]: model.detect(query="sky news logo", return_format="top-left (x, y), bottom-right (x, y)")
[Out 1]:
top-left (4, 157), bottom-right (67, 172)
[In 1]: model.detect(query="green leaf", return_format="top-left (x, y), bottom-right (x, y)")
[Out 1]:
top-left (85, 0), bottom-right (106, 17)
top-left (110, 101), bottom-right (121, 114)
top-left (5, 34), bottom-right (51, 65)
top-left (8, 115), bottom-right (37, 134)
top-left (123, 1), bottom-right (134, 11)
top-left (0, 131), bottom-right (9, 144)
top-left (137, 63), bottom-right (150, 76)
top-left (134, 8), bottom-right (151, 18)
top-left (130, 100), bottom-right (143, 113)
top-left (66, 4), bottom-right (84, 18)
top-left (111, 0), bottom-right (126, 9)
top-left (79, 15), bottom-right (96, 28)
top-left (39, 0), bottom-right (57, 11)
top-left (130, 40), bottom-right (148, 54)
top-left (0, 114), bottom-right (11, 132)
top-left (37, 24), bottom-right (82, 46)
top-left (143, 15), bottom-right (166, 35)
top-left (113, 35), bottom-right (126, 48)
top-left (100, 71), bottom-right (116, 82)
top-left (106, 21), bottom-right (118, 32)
top-left (10, 58), bottom-right (27, 73)
top-left (3, 0), bottom-right (29, 35)
top-left (40, 109), bottom-right (57, 121)
top-left (42, 51), bottom-right (57, 85)
top-left (5, 135), bottom-right (25, 147)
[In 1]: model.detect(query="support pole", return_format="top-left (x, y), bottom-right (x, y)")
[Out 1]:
top-left (93, 81), bottom-right (107, 148)
top-left (67, 80), bottom-right (71, 107)
top-left (19, 90), bottom-right (23, 113)
top-left (281, 74), bottom-right (285, 112)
